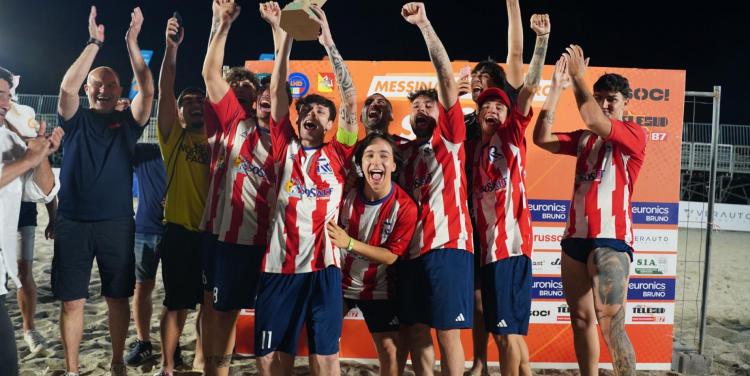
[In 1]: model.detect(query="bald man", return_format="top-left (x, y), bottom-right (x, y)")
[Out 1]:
top-left (53, 6), bottom-right (154, 376)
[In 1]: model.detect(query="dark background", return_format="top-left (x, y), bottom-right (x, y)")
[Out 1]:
top-left (1, 1), bottom-right (747, 124)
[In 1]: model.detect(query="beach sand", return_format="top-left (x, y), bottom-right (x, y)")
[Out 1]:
top-left (8, 208), bottom-right (749, 375)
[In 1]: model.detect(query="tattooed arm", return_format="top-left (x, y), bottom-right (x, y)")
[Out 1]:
top-left (517, 14), bottom-right (550, 116)
top-left (533, 56), bottom-right (569, 153)
top-left (310, 5), bottom-right (358, 137)
top-left (565, 44), bottom-right (612, 138)
top-left (402, 2), bottom-right (458, 108)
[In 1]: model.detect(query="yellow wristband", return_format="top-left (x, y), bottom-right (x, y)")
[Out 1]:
top-left (336, 127), bottom-right (358, 146)
top-left (347, 237), bottom-right (354, 251)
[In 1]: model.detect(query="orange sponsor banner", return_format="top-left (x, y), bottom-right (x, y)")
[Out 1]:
top-left (243, 60), bottom-right (685, 369)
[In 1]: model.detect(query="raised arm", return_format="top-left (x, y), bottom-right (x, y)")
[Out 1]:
top-left (157, 15), bottom-right (184, 140)
top-left (58, 6), bottom-right (104, 120)
top-left (505, 0), bottom-right (524, 88)
top-left (309, 6), bottom-right (357, 135)
top-left (202, 0), bottom-right (240, 104)
top-left (126, 7), bottom-right (155, 126)
top-left (259, 2), bottom-right (284, 56)
top-left (270, 31), bottom-right (293, 123)
top-left (516, 14), bottom-right (550, 116)
top-left (402, 2), bottom-right (458, 108)
top-left (566, 45), bottom-right (610, 138)
top-left (533, 55), bottom-right (569, 153)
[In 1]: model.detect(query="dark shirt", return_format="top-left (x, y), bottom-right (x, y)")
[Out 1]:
top-left (57, 108), bottom-right (145, 221)
top-left (133, 143), bottom-right (166, 235)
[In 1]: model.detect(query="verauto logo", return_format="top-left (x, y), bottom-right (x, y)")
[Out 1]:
top-left (288, 72), bottom-right (310, 99)
top-left (367, 75), bottom-right (438, 98)
top-left (628, 88), bottom-right (671, 101)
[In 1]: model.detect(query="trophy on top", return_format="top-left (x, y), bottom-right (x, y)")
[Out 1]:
top-left (280, 0), bottom-right (328, 41)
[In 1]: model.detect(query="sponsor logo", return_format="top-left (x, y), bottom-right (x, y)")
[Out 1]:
top-left (630, 304), bottom-right (667, 323)
top-left (238, 158), bottom-right (272, 181)
top-left (628, 88), bottom-right (670, 101)
top-left (479, 178), bottom-right (507, 193)
top-left (285, 178), bottom-right (332, 199)
top-left (530, 310), bottom-right (551, 317)
top-left (634, 256), bottom-right (668, 275)
top-left (367, 75), bottom-right (438, 98)
top-left (556, 304), bottom-right (570, 322)
top-left (627, 278), bottom-right (676, 300)
top-left (455, 313), bottom-right (466, 322)
top-left (317, 72), bottom-right (334, 93)
top-left (623, 115), bottom-right (669, 127)
top-left (632, 202), bottom-right (678, 225)
top-left (288, 72), bottom-right (310, 98)
top-left (496, 319), bottom-right (508, 328)
top-left (633, 229), bottom-right (678, 252)
top-left (529, 200), bottom-right (569, 222)
top-left (532, 277), bottom-right (564, 298)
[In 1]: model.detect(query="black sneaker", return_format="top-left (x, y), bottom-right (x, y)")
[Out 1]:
top-left (173, 344), bottom-right (184, 368)
top-left (125, 339), bottom-right (155, 365)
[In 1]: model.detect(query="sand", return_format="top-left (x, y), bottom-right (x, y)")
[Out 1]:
top-left (7, 208), bottom-right (750, 375)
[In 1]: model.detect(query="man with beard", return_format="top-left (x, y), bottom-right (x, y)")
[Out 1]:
top-left (53, 6), bottom-right (153, 375)
top-left (254, 4), bottom-right (358, 375)
top-left (397, 3), bottom-right (474, 375)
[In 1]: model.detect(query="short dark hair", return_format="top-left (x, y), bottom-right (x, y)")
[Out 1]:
top-left (354, 132), bottom-right (403, 180)
top-left (472, 59), bottom-right (507, 89)
top-left (177, 87), bottom-right (206, 107)
top-left (224, 67), bottom-right (259, 89)
top-left (407, 88), bottom-right (438, 103)
top-left (593, 73), bottom-right (632, 99)
top-left (258, 75), bottom-right (293, 104)
top-left (295, 94), bottom-right (336, 121)
top-left (0, 67), bottom-right (13, 89)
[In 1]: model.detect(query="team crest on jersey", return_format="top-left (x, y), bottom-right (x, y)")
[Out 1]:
top-left (488, 146), bottom-right (504, 162)
top-left (316, 157), bottom-right (333, 175)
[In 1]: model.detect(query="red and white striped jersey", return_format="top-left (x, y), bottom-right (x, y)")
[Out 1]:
top-left (554, 119), bottom-right (647, 246)
top-left (202, 90), bottom-right (275, 246)
top-left (399, 101), bottom-right (474, 259)
top-left (340, 184), bottom-right (417, 300)
top-left (470, 108), bottom-right (534, 265)
top-left (262, 114), bottom-right (354, 274)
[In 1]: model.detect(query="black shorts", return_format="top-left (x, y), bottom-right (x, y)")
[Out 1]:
top-left (202, 236), bottom-right (265, 311)
top-left (561, 238), bottom-right (634, 264)
top-left (52, 215), bottom-right (135, 300)
top-left (18, 201), bottom-right (38, 228)
top-left (344, 298), bottom-right (400, 333)
top-left (159, 223), bottom-right (204, 310)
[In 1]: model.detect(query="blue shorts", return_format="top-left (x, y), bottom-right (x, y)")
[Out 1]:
top-left (561, 238), bottom-right (634, 264)
top-left (398, 249), bottom-right (473, 330)
top-left (17, 201), bottom-right (38, 228)
top-left (480, 256), bottom-right (532, 335)
top-left (344, 298), bottom-right (399, 333)
top-left (134, 232), bottom-right (160, 282)
top-left (201, 236), bottom-right (265, 311)
top-left (254, 267), bottom-right (343, 356)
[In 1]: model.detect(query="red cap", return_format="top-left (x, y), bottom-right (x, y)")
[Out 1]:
top-left (476, 87), bottom-right (511, 109)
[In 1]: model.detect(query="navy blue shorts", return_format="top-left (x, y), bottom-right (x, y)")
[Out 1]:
top-left (344, 298), bottom-right (400, 333)
top-left (254, 267), bottom-right (343, 356)
top-left (398, 249), bottom-right (473, 329)
top-left (17, 201), bottom-right (38, 228)
top-left (480, 256), bottom-right (532, 335)
top-left (561, 238), bottom-right (634, 264)
top-left (201, 236), bottom-right (264, 311)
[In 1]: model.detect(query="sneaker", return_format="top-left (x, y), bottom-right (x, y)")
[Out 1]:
top-left (124, 339), bottom-right (155, 365)
top-left (23, 329), bottom-right (48, 354)
top-left (153, 370), bottom-right (173, 376)
top-left (110, 363), bottom-right (128, 376)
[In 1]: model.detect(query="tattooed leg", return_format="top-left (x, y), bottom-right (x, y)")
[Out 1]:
top-left (591, 248), bottom-right (635, 376)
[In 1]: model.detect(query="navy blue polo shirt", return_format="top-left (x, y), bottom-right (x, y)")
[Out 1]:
top-left (57, 107), bottom-right (145, 221)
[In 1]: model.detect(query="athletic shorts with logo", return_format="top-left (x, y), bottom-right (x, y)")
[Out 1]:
top-left (480, 255), bottom-right (532, 335)
top-left (201, 233), bottom-right (264, 311)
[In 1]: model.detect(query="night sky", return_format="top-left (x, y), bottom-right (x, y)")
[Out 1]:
top-left (1, 1), bottom-right (747, 124)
